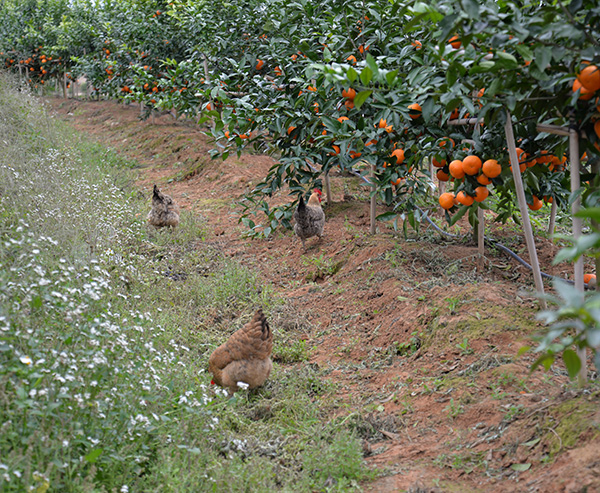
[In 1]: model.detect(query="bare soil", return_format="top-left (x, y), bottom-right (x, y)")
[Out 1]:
top-left (48, 98), bottom-right (600, 493)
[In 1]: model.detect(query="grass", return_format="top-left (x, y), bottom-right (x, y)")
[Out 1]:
top-left (0, 76), bottom-right (371, 492)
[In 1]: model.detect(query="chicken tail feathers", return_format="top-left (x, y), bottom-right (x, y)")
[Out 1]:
top-left (297, 194), bottom-right (307, 213)
top-left (254, 308), bottom-right (271, 342)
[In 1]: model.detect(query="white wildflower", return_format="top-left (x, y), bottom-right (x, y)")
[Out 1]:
top-left (20, 356), bottom-right (32, 365)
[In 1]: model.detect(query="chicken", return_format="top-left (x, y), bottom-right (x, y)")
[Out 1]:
top-left (147, 184), bottom-right (180, 228)
top-left (208, 309), bottom-right (273, 395)
top-left (293, 188), bottom-right (325, 250)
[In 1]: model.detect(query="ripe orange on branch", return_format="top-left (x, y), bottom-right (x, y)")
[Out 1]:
top-left (578, 64), bottom-right (600, 92)
top-left (462, 155), bottom-right (482, 175)
top-left (448, 35), bottom-right (461, 49)
top-left (477, 173), bottom-right (492, 185)
top-left (436, 169), bottom-right (450, 182)
top-left (439, 192), bottom-right (455, 210)
top-left (573, 79), bottom-right (594, 100)
top-left (432, 156), bottom-right (446, 168)
top-left (456, 191), bottom-right (474, 206)
top-left (528, 196), bottom-right (543, 211)
top-left (342, 87), bottom-right (356, 100)
top-left (474, 186), bottom-right (489, 202)
top-left (408, 103), bottom-right (422, 120)
top-left (448, 159), bottom-right (465, 179)
top-left (391, 148), bottom-right (405, 164)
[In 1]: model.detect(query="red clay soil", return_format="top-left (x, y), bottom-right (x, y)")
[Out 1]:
top-left (48, 98), bottom-right (600, 493)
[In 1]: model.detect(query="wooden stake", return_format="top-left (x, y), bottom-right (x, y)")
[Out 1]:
top-left (477, 206), bottom-right (485, 272)
top-left (569, 127), bottom-right (587, 386)
top-left (547, 200), bottom-right (557, 236)
top-left (63, 72), bottom-right (68, 99)
top-left (505, 110), bottom-right (546, 308)
top-left (324, 171), bottom-right (332, 205)
top-left (370, 164), bottom-right (376, 234)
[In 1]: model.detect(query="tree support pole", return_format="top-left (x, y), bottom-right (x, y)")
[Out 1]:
top-left (370, 164), bottom-right (376, 234)
top-left (505, 110), bottom-right (546, 308)
top-left (569, 127), bottom-right (587, 385)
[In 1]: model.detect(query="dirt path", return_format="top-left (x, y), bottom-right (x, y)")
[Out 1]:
top-left (48, 98), bottom-right (600, 493)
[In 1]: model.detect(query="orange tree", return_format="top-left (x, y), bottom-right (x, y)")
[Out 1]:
top-left (172, 0), bottom-right (456, 237)
top-left (0, 0), bottom-right (77, 89)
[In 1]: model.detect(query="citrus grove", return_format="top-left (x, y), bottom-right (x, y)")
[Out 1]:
top-left (3, 0), bottom-right (600, 490)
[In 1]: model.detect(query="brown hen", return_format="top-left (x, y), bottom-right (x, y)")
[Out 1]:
top-left (147, 184), bottom-right (180, 228)
top-left (208, 309), bottom-right (273, 395)
top-left (293, 188), bottom-right (325, 250)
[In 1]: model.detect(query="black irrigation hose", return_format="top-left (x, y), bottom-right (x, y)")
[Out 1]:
top-left (417, 208), bottom-right (562, 283)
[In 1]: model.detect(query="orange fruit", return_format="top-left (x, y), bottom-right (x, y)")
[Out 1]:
top-left (411, 40), bottom-right (422, 50)
top-left (256, 59), bottom-right (265, 70)
top-left (332, 145), bottom-right (341, 155)
top-left (385, 125), bottom-right (393, 133)
top-left (439, 192), bottom-right (455, 210)
top-left (439, 138), bottom-right (455, 149)
top-left (573, 79), bottom-right (594, 100)
top-left (378, 118), bottom-right (387, 128)
top-left (477, 173), bottom-right (492, 185)
top-left (437, 169), bottom-right (450, 182)
top-left (408, 103), bottom-right (422, 120)
top-left (456, 191), bottom-right (474, 206)
top-left (448, 35), bottom-right (461, 49)
top-left (528, 196), bottom-right (543, 211)
top-left (432, 156), bottom-right (446, 168)
top-left (584, 273), bottom-right (596, 284)
top-left (224, 130), bottom-right (230, 139)
top-left (391, 177), bottom-right (402, 186)
top-left (578, 65), bottom-right (600, 92)
top-left (342, 87), bottom-right (356, 100)
top-left (474, 186), bottom-right (489, 202)
top-left (338, 116), bottom-right (350, 123)
top-left (365, 139), bottom-right (377, 146)
top-left (537, 150), bottom-right (552, 164)
top-left (349, 151), bottom-right (362, 159)
top-left (345, 100), bottom-right (355, 110)
top-left (448, 159), bottom-right (465, 179)
top-left (391, 148), bottom-right (405, 164)
top-left (347, 55), bottom-right (357, 64)
top-left (450, 108), bottom-right (459, 120)
top-left (287, 125), bottom-right (296, 135)
top-left (462, 155), bottom-right (482, 175)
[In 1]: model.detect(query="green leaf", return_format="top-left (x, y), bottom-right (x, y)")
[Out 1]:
top-left (353, 90), bottom-right (372, 110)
top-left (422, 97), bottom-right (436, 123)
top-left (534, 46), bottom-right (552, 71)
top-left (449, 205), bottom-right (469, 226)
top-left (562, 349), bottom-right (581, 380)
top-left (385, 69), bottom-right (398, 86)
top-left (346, 66), bottom-right (358, 83)
top-left (360, 66), bottom-right (373, 85)
top-left (85, 449), bottom-right (103, 463)
top-left (522, 438), bottom-right (540, 448)
top-left (575, 207), bottom-right (600, 221)
top-left (511, 463), bottom-right (531, 472)
top-left (496, 51), bottom-right (518, 69)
